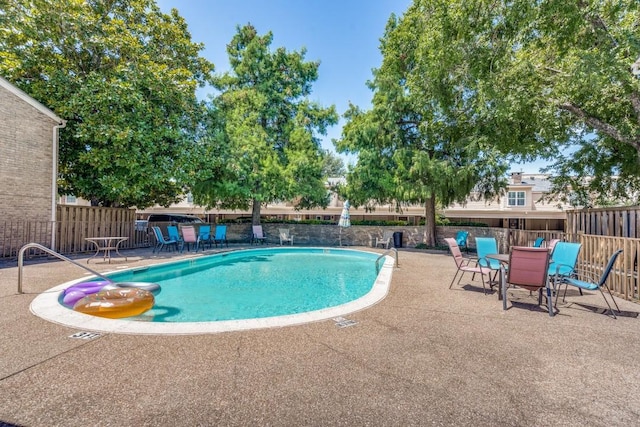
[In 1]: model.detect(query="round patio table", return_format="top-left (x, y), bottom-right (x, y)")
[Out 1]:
top-left (85, 237), bottom-right (128, 264)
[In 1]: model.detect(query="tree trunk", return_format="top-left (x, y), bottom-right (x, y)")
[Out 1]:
top-left (423, 196), bottom-right (437, 247)
top-left (251, 198), bottom-right (261, 225)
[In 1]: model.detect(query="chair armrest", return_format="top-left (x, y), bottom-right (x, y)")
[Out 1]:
top-left (551, 262), bottom-right (576, 277)
top-left (562, 269), bottom-right (597, 284)
top-left (476, 257), bottom-right (490, 268)
top-left (460, 257), bottom-right (479, 268)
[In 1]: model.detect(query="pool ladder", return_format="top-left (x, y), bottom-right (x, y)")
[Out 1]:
top-left (375, 248), bottom-right (398, 273)
top-left (17, 243), bottom-right (114, 294)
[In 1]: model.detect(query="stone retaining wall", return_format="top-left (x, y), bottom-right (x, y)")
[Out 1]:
top-left (222, 223), bottom-right (508, 250)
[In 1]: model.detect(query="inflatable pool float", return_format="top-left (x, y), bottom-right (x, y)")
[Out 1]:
top-left (62, 281), bottom-right (113, 307)
top-left (115, 281), bottom-right (161, 295)
top-left (73, 288), bottom-right (155, 319)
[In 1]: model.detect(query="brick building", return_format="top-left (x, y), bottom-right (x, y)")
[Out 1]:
top-left (0, 76), bottom-right (65, 231)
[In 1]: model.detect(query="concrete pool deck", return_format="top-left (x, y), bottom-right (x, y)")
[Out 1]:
top-left (1, 246), bottom-right (640, 426)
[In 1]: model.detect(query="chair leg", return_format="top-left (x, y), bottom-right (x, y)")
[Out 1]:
top-left (546, 286), bottom-right (555, 317)
top-left (479, 273), bottom-right (487, 295)
top-left (456, 270), bottom-right (467, 287)
top-left (600, 287), bottom-right (621, 319)
top-left (501, 269), bottom-right (508, 310)
top-left (449, 270), bottom-right (461, 289)
top-left (538, 288), bottom-right (543, 305)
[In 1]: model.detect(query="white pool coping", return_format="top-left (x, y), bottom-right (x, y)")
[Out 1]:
top-left (30, 249), bottom-right (396, 335)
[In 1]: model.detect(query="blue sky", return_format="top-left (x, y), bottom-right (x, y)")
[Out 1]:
top-left (156, 0), bottom-right (545, 173)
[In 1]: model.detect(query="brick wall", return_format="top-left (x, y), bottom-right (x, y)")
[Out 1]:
top-left (0, 85), bottom-right (59, 223)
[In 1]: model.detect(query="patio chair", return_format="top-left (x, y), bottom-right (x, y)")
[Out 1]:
top-left (375, 231), bottom-right (393, 249)
top-left (198, 225), bottom-right (213, 250)
top-left (167, 225), bottom-right (183, 249)
top-left (548, 242), bottom-right (582, 286)
top-left (151, 226), bottom-right (179, 253)
top-left (252, 225), bottom-right (267, 245)
top-left (444, 238), bottom-right (491, 294)
top-left (279, 228), bottom-right (294, 246)
top-left (214, 225), bottom-right (228, 248)
top-left (559, 249), bottom-right (623, 318)
top-left (455, 230), bottom-right (469, 253)
top-left (533, 237), bottom-right (545, 248)
top-left (180, 225), bottom-right (201, 252)
top-left (475, 237), bottom-right (501, 283)
top-left (502, 246), bottom-right (554, 316)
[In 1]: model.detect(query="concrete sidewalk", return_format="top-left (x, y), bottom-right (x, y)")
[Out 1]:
top-left (1, 247), bottom-right (639, 426)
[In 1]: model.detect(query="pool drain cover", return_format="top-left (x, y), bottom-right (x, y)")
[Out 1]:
top-left (69, 331), bottom-right (101, 340)
top-left (333, 317), bottom-right (357, 328)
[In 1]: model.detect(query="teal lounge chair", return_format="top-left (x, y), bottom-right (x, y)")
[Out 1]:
top-left (198, 225), bottom-right (212, 249)
top-left (456, 231), bottom-right (469, 253)
top-left (560, 249), bottom-right (623, 318)
top-left (167, 225), bottom-right (184, 252)
top-left (533, 237), bottom-right (545, 248)
top-left (151, 226), bottom-right (178, 253)
top-left (548, 242), bottom-right (582, 282)
top-left (214, 225), bottom-right (228, 247)
top-left (475, 237), bottom-right (501, 283)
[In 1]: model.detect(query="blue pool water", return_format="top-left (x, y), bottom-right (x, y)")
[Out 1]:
top-left (92, 248), bottom-right (380, 322)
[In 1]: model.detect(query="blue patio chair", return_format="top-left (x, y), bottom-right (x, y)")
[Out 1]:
top-left (167, 225), bottom-right (184, 252)
top-left (475, 237), bottom-right (501, 283)
top-left (214, 225), bottom-right (228, 247)
top-left (198, 225), bottom-right (212, 249)
top-left (533, 237), bottom-right (545, 248)
top-left (151, 226), bottom-right (178, 253)
top-left (559, 249), bottom-right (623, 318)
top-left (455, 231), bottom-right (469, 253)
top-left (547, 242), bottom-right (582, 285)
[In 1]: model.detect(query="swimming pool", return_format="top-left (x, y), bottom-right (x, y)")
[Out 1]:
top-left (31, 248), bottom-right (395, 335)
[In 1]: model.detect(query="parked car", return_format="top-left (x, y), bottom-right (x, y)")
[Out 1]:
top-left (147, 214), bottom-right (204, 224)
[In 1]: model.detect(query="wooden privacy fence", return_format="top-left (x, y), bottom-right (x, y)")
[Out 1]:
top-left (567, 206), bottom-right (640, 238)
top-left (56, 205), bottom-right (149, 254)
top-left (0, 206), bottom-right (153, 258)
top-left (507, 229), bottom-right (568, 248)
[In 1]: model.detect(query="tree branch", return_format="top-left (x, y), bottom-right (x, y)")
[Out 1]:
top-left (558, 102), bottom-right (640, 154)
top-left (631, 92), bottom-right (640, 126)
top-left (577, 0), bottom-right (619, 47)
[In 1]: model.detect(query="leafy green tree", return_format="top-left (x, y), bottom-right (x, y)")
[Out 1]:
top-left (0, 0), bottom-right (213, 207)
top-left (192, 25), bottom-right (338, 224)
top-left (401, 0), bottom-right (640, 206)
top-left (336, 10), bottom-right (508, 246)
top-left (321, 150), bottom-right (346, 177)
top-left (514, 0), bottom-right (640, 206)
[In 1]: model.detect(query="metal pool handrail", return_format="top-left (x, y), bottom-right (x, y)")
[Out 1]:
top-left (376, 248), bottom-right (399, 273)
top-left (17, 243), bottom-right (114, 294)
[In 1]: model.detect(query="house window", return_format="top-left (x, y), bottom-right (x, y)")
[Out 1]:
top-left (508, 191), bottom-right (525, 206)
top-left (66, 195), bottom-right (77, 204)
